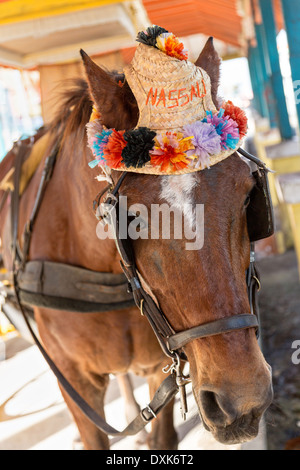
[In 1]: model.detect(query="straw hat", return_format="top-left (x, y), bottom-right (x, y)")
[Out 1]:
top-left (87, 26), bottom-right (248, 176)
top-left (124, 43), bottom-right (216, 132)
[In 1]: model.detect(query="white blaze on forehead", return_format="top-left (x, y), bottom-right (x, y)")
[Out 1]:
top-left (160, 174), bottom-right (198, 227)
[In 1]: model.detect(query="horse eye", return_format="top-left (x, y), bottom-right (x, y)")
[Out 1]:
top-left (244, 195), bottom-right (251, 208)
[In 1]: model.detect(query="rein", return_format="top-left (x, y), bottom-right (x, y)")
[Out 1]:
top-left (8, 139), bottom-right (264, 436)
top-left (6, 139), bottom-right (176, 436)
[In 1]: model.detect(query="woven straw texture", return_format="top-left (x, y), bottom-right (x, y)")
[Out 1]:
top-left (88, 41), bottom-right (246, 176)
top-left (124, 44), bottom-right (217, 132)
top-left (109, 43), bottom-right (244, 175)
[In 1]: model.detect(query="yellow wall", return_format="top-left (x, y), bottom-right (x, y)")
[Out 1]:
top-left (287, 203), bottom-right (300, 279)
top-left (0, 0), bottom-right (123, 24)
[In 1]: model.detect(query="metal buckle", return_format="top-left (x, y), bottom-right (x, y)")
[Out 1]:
top-left (97, 193), bottom-right (118, 225)
top-left (253, 275), bottom-right (261, 291)
top-left (162, 353), bottom-right (191, 421)
top-left (140, 299), bottom-right (144, 316)
top-left (140, 405), bottom-right (157, 422)
top-left (104, 192), bottom-right (118, 204)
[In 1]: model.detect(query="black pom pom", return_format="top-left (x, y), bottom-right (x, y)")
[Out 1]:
top-left (136, 26), bottom-right (168, 48)
top-left (122, 127), bottom-right (156, 168)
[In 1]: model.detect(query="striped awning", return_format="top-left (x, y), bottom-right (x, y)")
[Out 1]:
top-left (0, 0), bottom-right (286, 67)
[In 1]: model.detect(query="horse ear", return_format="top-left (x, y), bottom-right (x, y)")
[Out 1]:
top-left (195, 37), bottom-right (221, 108)
top-left (80, 49), bottom-right (138, 130)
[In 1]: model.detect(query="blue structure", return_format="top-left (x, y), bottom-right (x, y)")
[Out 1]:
top-left (281, 0), bottom-right (300, 132)
top-left (254, 22), bottom-right (278, 128)
top-left (258, 0), bottom-right (293, 140)
top-left (248, 44), bottom-right (268, 118)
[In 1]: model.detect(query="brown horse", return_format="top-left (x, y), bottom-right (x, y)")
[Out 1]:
top-left (0, 38), bottom-right (273, 450)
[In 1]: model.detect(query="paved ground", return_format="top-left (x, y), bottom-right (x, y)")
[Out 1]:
top-left (257, 250), bottom-right (300, 450)
top-left (0, 329), bottom-right (266, 451)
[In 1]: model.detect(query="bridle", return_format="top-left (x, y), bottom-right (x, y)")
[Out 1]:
top-left (96, 148), bottom-right (265, 418)
top-left (11, 143), bottom-right (272, 436)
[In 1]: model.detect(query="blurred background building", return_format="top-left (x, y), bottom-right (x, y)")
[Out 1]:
top-left (0, 0), bottom-right (296, 150)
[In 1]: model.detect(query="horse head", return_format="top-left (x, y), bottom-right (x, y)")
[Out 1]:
top-left (81, 31), bottom-right (273, 445)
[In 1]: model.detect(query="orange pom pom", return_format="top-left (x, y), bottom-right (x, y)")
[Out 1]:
top-left (150, 132), bottom-right (193, 172)
top-left (103, 130), bottom-right (127, 169)
top-left (156, 33), bottom-right (188, 61)
top-left (223, 101), bottom-right (248, 138)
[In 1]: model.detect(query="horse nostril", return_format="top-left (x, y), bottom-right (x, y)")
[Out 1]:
top-left (200, 391), bottom-right (237, 427)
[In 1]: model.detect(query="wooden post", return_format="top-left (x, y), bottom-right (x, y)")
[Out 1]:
top-left (281, 0), bottom-right (300, 135)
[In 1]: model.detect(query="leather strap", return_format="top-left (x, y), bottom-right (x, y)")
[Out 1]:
top-left (0, 189), bottom-right (9, 214)
top-left (21, 142), bottom-right (60, 269)
top-left (11, 143), bottom-right (33, 264)
top-left (10, 143), bottom-right (178, 437)
top-left (100, 188), bottom-right (178, 358)
top-left (16, 260), bottom-right (135, 312)
top-left (167, 313), bottom-right (259, 351)
top-left (237, 147), bottom-right (270, 171)
top-left (13, 277), bottom-right (178, 437)
top-left (247, 243), bottom-right (261, 336)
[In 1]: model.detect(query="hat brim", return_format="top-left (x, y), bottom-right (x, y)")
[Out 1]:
top-left (110, 139), bottom-right (244, 175)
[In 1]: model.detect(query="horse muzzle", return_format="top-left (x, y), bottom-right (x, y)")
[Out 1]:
top-left (197, 384), bottom-right (274, 445)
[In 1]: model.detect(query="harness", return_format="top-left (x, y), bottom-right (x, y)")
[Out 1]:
top-left (7, 138), bottom-right (134, 313)
top-left (3, 138), bottom-right (274, 437)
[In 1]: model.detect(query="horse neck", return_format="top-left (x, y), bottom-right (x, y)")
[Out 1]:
top-left (41, 131), bottom-right (122, 274)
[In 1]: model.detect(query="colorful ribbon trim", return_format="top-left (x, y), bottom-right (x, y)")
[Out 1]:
top-left (87, 101), bottom-right (247, 174)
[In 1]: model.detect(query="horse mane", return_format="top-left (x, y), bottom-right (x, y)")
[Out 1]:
top-left (49, 72), bottom-right (126, 145)
top-left (48, 78), bottom-right (93, 145)
top-left (0, 72), bottom-right (124, 186)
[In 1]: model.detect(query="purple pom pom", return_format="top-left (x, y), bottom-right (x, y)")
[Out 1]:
top-left (203, 110), bottom-right (239, 150)
top-left (183, 121), bottom-right (221, 168)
